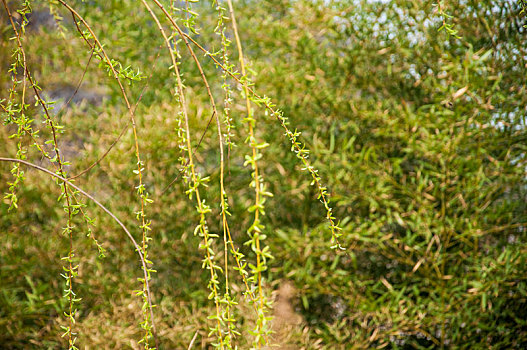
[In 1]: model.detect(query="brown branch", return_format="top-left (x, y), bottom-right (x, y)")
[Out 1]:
top-left (56, 49), bottom-right (94, 117)
top-left (160, 110), bottom-right (216, 195)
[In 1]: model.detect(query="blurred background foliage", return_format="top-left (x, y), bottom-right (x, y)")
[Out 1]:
top-left (1, 0), bottom-right (526, 348)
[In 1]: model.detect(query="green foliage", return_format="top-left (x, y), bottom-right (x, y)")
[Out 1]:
top-left (240, 0), bottom-right (527, 348)
top-left (1, 0), bottom-right (526, 349)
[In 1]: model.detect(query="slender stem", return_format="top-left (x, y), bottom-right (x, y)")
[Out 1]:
top-left (56, 1), bottom-right (158, 345)
top-left (139, 1), bottom-right (225, 346)
top-left (226, 0), bottom-right (264, 312)
top-left (0, 157), bottom-right (153, 324)
top-left (2, 1), bottom-right (76, 345)
top-left (174, 24), bottom-right (344, 250)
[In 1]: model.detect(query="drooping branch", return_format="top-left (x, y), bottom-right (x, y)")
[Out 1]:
top-left (0, 156), bottom-right (155, 334)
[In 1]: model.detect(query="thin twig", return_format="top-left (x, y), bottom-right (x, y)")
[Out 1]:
top-left (187, 331), bottom-right (199, 350)
top-left (160, 111), bottom-right (216, 195)
top-left (56, 1), bottom-right (158, 345)
top-left (56, 49), bottom-right (94, 117)
top-left (68, 45), bottom-right (163, 181)
top-left (0, 157), bottom-right (153, 319)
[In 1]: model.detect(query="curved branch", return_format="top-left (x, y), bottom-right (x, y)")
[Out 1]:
top-left (0, 157), bottom-right (155, 333)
